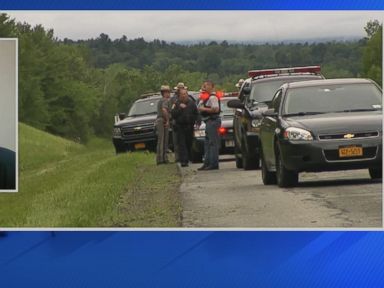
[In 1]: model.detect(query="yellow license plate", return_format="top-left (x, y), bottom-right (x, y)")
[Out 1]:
top-left (134, 143), bottom-right (146, 149)
top-left (339, 146), bottom-right (363, 158)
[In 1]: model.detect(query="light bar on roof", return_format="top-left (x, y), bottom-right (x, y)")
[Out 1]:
top-left (248, 66), bottom-right (321, 78)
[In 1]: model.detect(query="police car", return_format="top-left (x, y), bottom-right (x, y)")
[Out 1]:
top-left (259, 78), bottom-right (382, 187)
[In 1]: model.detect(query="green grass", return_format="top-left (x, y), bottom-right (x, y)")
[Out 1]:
top-left (0, 123), bottom-right (182, 227)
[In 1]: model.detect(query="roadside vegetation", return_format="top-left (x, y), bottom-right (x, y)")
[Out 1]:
top-left (0, 124), bottom-right (182, 227)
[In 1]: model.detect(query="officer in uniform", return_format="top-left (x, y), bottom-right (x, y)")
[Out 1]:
top-left (171, 88), bottom-right (198, 167)
top-left (156, 85), bottom-right (171, 165)
top-left (197, 80), bottom-right (221, 170)
top-left (0, 147), bottom-right (16, 190)
top-left (170, 82), bottom-right (194, 162)
top-left (235, 78), bottom-right (245, 90)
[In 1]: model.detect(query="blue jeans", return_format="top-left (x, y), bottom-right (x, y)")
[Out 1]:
top-left (204, 118), bottom-right (221, 168)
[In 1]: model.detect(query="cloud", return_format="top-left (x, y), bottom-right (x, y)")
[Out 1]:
top-left (6, 11), bottom-right (383, 42)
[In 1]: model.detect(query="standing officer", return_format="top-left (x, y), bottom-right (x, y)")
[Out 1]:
top-left (0, 147), bottom-right (16, 190)
top-left (235, 78), bottom-right (245, 90)
top-left (197, 80), bottom-right (221, 170)
top-left (171, 88), bottom-right (198, 167)
top-left (169, 83), bottom-right (184, 162)
top-left (156, 85), bottom-right (171, 165)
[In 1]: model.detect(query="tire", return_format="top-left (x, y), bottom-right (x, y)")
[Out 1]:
top-left (115, 146), bottom-right (127, 154)
top-left (275, 147), bottom-right (298, 188)
top-left (369, 167), bottom-right (382, 179)
top-left (241, 138), bottom-right (260, 170)
top-left (261, 151), bottom-right (277, 185)
top-left (235, 141), bottom-right (243, 168)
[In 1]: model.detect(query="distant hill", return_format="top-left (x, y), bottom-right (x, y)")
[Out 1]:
top-left (175, 36), bottom-right (362, 45)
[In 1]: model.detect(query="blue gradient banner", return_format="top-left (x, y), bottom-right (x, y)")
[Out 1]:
top-left (0, 0), bottom-right (383, 10)
top-left (0, 231), bottom-right (383, 287)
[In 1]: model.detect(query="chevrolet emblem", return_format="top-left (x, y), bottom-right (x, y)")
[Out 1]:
top-left (343, 133), bottom-right (355, 139)
top-left (134, 127), bottom-right (142, 131)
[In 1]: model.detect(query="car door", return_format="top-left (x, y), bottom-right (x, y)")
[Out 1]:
top-left (234, 82), bottom-right (250, 150)
top-left (260, 89), bottom-right (283, 168)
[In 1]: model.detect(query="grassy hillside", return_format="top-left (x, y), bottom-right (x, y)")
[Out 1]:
top-left (0, 123), bottom-right (182, 227)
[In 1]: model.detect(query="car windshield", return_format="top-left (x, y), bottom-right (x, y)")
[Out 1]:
top-left (128, 99), bottom-right (159, 116)
top-left (283, 83), bottom-right (382, 115)
top-left (221, 99), bottom-right (235, 114)
top-left (249, 77), bottom-right (320, 103)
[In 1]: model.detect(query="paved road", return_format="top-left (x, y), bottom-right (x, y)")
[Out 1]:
top-left (180, 156), bottom-right (382, 228)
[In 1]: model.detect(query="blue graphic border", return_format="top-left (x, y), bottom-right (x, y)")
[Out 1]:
top-left (1, 231), bottom-right (384, 287)
top-left (0, 0), bottom-right (383, 10)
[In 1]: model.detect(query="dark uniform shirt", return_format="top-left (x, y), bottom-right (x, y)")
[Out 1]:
top-left (171, 99), bottom-right (198, 126)
top-left (0, 147), bottom-right (16, 190)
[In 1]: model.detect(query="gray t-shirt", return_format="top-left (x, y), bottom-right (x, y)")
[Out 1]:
top-left (157, 97), bottom-right (170, 119)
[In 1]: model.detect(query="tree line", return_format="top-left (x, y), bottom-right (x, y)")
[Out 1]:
top-left (0, 14), bottom-right (381, 141)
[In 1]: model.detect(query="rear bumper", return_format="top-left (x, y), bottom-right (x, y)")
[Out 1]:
top-left (280, 137), bottom-right (382, 172)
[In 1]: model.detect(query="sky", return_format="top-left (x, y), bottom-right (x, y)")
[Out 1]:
top-left (6, 11), bottom-right (383, 43)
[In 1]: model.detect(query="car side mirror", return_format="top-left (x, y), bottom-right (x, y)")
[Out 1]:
top-left (227, 99), bottom-right (245, 109)
top-left (242, 86), bottom-right (251, 95)
top-left (235, 109), bottom-right (243, 116)
top-left (262, 109), bottom-right (278, 117)
top-left (118, 113), bottom-right (127, 120)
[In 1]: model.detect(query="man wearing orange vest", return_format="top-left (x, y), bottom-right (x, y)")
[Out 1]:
top-left (197, 80), bottom-right (221, 170)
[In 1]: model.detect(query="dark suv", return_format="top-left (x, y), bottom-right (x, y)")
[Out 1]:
top-left (228, 66), bottom-right (324, 170)
top-left (112, 94), bottom-right (160, 153)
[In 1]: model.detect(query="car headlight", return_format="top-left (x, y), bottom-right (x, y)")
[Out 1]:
top-left (251, 119), bottom-right (261, 128)
top-left (283, 127), bottom-right (313, 141)
top-left (113, 127), bottom-right (121, 137)
top-left (194, 130), bottom-right (206, 137)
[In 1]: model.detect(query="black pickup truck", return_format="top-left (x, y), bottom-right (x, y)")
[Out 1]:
top-left (112, 94), bottom-right (161, 153)
top-left (228, 66), bottom-right (324, 170)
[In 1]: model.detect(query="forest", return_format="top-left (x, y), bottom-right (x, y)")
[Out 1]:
top-left (0, 14), bottom-right (381, 141)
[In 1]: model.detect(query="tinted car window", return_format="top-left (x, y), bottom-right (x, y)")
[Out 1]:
top-left (128, 99), bottom-right (159, 116)
top-left (249, 77), bottom-right (321, 103)
top-left (283, 83), bottom-right (382, 115)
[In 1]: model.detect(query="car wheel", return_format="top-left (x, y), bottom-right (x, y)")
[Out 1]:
top-left (369, 167), bottom-right (382, 179)
top-left (241, 138), bottom-right (259, 170)
top-left (235, 141), bottom-right (243, 168)
top-left (275, 147), bottom-right (298, 188)
top-left (115, 146), bottom-right (127, 154)
top-left (261, 151), bottom-right (276, 185)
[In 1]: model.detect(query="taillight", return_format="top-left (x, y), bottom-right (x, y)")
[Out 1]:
top-left (218, 127), bottom-right (227, 135)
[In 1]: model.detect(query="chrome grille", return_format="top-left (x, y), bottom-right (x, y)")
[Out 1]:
top-left (318, 131), bottom-right (379, 141)
top-left (121, 122), bottom-right (155, 138)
